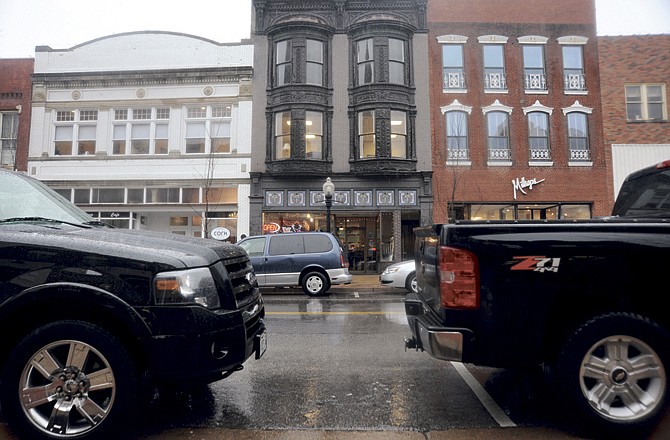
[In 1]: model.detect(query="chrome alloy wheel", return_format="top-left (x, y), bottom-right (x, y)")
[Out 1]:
top-left (579, 335), bottom-right (666, 422)
top-left (19, 339), bottom-right (116, 437)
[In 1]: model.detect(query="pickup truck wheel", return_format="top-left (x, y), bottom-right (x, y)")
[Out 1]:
top-left (405, 272), bottom-right (418, 293)
top-left (302, 271), bottom-right (328, 296)
top-left (556, 313), bottom-right (669, 438)
top-left (0, 321), bottom-right (138, 440)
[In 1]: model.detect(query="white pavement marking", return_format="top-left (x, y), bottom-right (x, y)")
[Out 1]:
top-left (452, 361), bottom-right (517, 428)
top-left (354, 292), bottom-right (360, 297)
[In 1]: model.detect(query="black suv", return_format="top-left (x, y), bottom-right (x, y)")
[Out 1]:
top-left (0, 169), bottom-right (266, 439)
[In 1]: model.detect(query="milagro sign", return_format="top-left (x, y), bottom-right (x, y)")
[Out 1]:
top-left (512, 176), bottom-right (545, 199)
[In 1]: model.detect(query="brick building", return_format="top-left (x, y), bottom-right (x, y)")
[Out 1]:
top-left (0, 58), bottom-right (33, 171)
top-left (428, 0), bottom-right (611, 221)
top-left (598, 34), bottom-right (670, 201)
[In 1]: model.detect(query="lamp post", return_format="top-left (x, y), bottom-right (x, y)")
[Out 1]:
top-left (322, 177), bottom-right (335, 232)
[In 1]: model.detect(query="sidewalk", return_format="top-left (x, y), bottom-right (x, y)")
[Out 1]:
top-left (260, 274), bottom-right (400, 294)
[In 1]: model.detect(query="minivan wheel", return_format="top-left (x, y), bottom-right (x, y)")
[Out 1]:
top-left (302, 271), bottom-right (328, 296)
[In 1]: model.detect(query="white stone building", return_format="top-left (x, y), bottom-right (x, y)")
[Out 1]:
top-left (28, 31), bottom-right (253, 240)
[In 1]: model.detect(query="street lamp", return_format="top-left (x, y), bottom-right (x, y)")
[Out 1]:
top-left (322, 177), bottom-right (335, 232)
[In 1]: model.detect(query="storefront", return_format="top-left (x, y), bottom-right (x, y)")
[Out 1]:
top-left (251, 175), bottom-right (431, 274)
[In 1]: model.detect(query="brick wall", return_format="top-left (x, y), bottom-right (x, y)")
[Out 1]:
top-left (427, 0), bottom-right (612, 221)
top-left (598, 35), bottom-right (670, 145)
top-left (0, 58), bottom-right (33, 172)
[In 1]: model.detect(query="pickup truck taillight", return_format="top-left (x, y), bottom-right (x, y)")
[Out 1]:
top-left (438, 246), bottom-right (480, 309)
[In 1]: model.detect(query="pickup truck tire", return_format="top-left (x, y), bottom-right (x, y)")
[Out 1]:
top-left (0, 320), bottom-right (138, 440)
top-left (405, 272), bottom-right (418, 294)
top-left (302, 271), bottom-right (329, 296)
top-left (555, 313), bottom-right (669, 438)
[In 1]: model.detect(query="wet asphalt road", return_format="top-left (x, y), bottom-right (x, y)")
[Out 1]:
top-left (2, 289), bottom-right (668, 439)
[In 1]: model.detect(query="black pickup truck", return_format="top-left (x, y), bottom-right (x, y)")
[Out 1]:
top-left (0, 169), bottom-right (266, 440)
top-left (405, 161), bottom-right (670, 439)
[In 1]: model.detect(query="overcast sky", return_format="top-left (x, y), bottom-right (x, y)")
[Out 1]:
top-left (0, 0), bottom-right (669, 58)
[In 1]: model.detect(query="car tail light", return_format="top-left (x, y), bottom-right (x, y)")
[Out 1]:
top-left (439, 246), bottom-right (480, 309)
top-left (655, 160), bottom-right (670, 170)
top-left (340, 252), bottom-right (349, 268)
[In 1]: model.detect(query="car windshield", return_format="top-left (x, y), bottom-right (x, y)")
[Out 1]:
top-left (0, 170), bottom-right (94, 225)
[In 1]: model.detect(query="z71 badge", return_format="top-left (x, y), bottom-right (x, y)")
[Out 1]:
top-left (511, 256), bottom-right (560, 273)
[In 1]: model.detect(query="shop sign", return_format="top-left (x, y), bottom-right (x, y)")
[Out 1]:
top-left (512, 176), bottom-right (545, 200)
top-left (210, 227), bottom-right (231, 241)
top-left (262, 222), bottom-right (281, 234)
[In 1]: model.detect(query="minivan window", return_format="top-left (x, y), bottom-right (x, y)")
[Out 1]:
top-left (239, 237), bottom-right (267, 256)
top-left (269, 234), bottom-right (304, 255)
top-left (304, 233), bottom-right (333, 253)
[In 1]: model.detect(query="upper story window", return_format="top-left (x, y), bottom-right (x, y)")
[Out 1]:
top-left (113, 107), bottom-right (170, 155)
top-left (442, 99), bottom-right (473, 164)
top-left (527, 112), bottom-right (550, 161)
top-left (54, 109), bottom-right (98, 156)
top-left (275, 40), bottom-right (292, 86)
top-left (626, 84), bottom-right (667, 121)
top-left (185, 105), bottom-right (231, 154)
top-left (523, 100), bottom-right (554, 163)
top-left (358, 110), bottom-right (376, 158)
top-left (558, 36), bottom-right (588, 94)
top-left (274, 110), bottom-right (324, 160)
top-left (483, 45), bottom-right (506, 91)
top-left (479, 36), bottom-right (508, 92)
top-left (438, 35), bottom-right (467, 91)
top-left (356, 38), bottom-right (375, 85)
top-left (562, 46), bottom-right (585, 92)
top-left (390, 111), bottom-right (407, 158)
top-left (275, 37), bottom-right (325, 87)
top-left (483, 100), bottom-right (513, 164)
top-left (306, 39), bottom-right (324, 86)
top-left (356, 109), bottom-right (408, 160)
top-left (388, 38), bottom-right (405, 85)
top-left (1, 112), bottom-right (18, 168)
top-left (305, 111), bottom-right (323, 159)
top-left (446, 111), bottom-right (469, 160)
top-left (563, 101), bottom-right (593, 163)
top-left (567, 112), bottom-right (589, 157)
top-left (354, 36), bottom-right (409, 86)
top-left (519, 36), bottom-right (548, 92)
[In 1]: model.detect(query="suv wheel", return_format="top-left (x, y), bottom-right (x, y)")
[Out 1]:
top-left (0, 320), bottom-right (138, 440)
top-left (302, 271), bottom-right (328, 296)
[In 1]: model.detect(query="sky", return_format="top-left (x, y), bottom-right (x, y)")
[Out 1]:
top-left (0, 0), bottom-right (669, 59)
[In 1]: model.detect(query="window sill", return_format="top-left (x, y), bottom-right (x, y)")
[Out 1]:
top-left (524, 90), bottom-right (548, 95)
top-left (528, 161), bottom-right (554, 167)
top-left (564, 90), bottom-right (588, 95)
top-left (487, 161), bottom-right (512, 167)
top-left (443, 88), bottom-right (467, 94)
top-left (484, 89), bottom-right (509, 94)
top-left (446, 160), bottom-right (471, 166)
top-left (568, 161), bottom-right (593, 167)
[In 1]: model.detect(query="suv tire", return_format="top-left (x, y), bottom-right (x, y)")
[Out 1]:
top-left (0, 320), bottom-right (138, 440)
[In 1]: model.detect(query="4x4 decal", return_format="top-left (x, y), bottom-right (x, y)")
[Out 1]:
top-left (511, 256), bottom-right (560, 273)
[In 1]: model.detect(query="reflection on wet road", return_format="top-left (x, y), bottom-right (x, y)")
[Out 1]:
top-left (135, 294), bottom-right (582, 436)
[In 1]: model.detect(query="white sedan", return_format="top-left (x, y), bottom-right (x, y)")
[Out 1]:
top-left (380, 260), bottom-right (417, 293)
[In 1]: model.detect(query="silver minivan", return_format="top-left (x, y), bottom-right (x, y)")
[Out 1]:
top-left (237, 232), bottom-right (352, 296)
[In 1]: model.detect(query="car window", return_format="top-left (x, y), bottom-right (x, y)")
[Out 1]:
top-left (304, 234), bottom-right (333, 253)
top-left (268, 234), bottom-right (304, 255)
top-left (0, 170), bottom-right (93, 223)
top-left (612, 167), bottom-right (670, 218)
top-left (238, 237), bottom-right (267, 257)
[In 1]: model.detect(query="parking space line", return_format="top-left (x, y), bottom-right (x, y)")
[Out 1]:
top-left (452, 361), bottom-right (516, 428)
